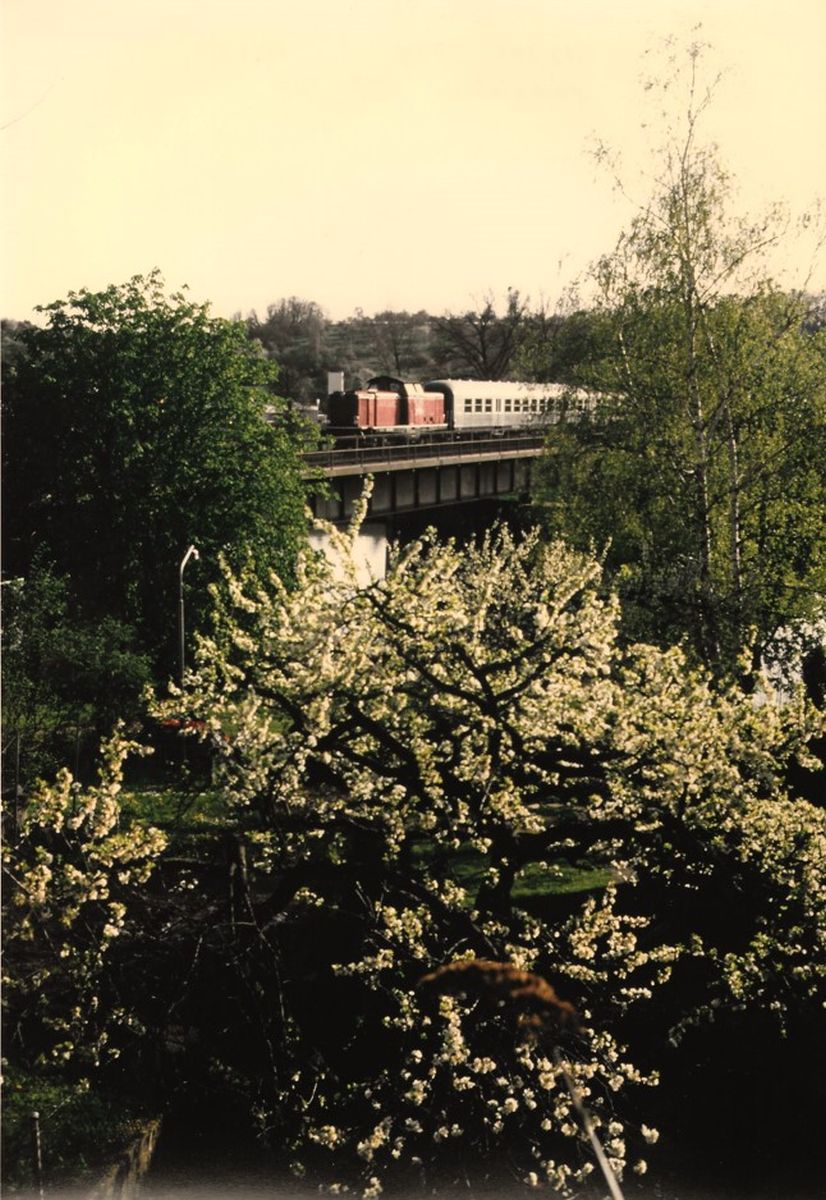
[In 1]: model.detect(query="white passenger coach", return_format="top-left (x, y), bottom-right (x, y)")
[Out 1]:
top-left (422, 379), bottom-right (593, 431)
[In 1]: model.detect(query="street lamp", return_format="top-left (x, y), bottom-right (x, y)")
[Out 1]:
top-left (178, 544), bottom-right (200, 683)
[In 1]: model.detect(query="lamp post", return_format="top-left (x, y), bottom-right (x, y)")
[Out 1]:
top-left (178, 544), bottom-right (199, 683)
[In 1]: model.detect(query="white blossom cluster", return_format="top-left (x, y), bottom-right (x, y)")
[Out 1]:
top-left (3, 729), bottom-right (166, 1071)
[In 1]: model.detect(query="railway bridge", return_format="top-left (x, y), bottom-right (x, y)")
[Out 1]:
top-left (304, 431), bottom-right (545, 525)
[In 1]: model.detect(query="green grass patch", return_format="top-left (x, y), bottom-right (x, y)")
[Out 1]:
top-left (514, 861), bottom-right (615, 899)
top-left (120, 784), bottom-right (227, 830)
top-left (411, 839), bottom-right (614, 905)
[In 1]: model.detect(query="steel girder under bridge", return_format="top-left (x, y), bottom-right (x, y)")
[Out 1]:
top-left (304, 433), bottom-right (544, 524)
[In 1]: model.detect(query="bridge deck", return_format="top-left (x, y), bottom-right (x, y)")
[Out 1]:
top-left (304, 433), bottom-right (546, 477)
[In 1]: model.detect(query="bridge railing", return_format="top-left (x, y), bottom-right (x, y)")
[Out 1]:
top-left (304, 431), bottom-right (547, 474)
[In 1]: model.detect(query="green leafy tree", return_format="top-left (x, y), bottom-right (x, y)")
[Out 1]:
top-left (149, 511), bottom-right (824, 1192)
top-left (247, 295), bottom-right (330, 404)
top-left (534, 49), bottom-right (826, 676)
top-left (2, 273), bottom-right (312, 670)
top-left (1, 561), bottom-right (152, 794)
top-left (515, 303), bottom-right (615, 385)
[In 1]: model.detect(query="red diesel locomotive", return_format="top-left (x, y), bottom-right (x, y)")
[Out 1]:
top-left (327, 375), bottom-right (447, 432)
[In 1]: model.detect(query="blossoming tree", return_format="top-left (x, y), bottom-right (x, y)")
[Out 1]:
top-left (2, 731), bottom-right (166, 1075)
top-left (150, 505), bottom-right (823, 1194)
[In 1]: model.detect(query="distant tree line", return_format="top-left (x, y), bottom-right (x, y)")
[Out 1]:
top-left (242, 289), bottom-right (621, 404)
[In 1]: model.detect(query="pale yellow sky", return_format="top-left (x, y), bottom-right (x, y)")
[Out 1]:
top-left (2, 0), bottom-right (825, 322)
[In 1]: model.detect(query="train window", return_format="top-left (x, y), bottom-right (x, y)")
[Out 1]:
top-left (504, 398), bottom-right (512, 412)
top-left (464, 399), bottom-right (473, 412)
top-left (485, 398), bottom-right (492, 412)
top-left (475, 398), bottom-right (483, 412)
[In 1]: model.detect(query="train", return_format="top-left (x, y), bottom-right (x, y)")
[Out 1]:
top-left (326, 375), bottom-right (592, 436)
